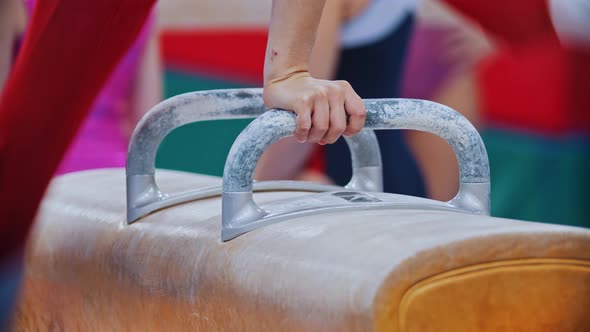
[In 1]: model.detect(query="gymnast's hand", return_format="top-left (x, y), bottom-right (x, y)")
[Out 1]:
top-left (263, 0), bottom-right (366, 145)
top-left (263, 71), bottom-right (365, 144)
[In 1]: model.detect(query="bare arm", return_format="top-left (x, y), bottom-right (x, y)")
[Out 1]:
top-left (128, 30), bottom-right (163, 133)
top-left (256, 0), bottom-right (342, 180)
top-left (263, 0), bottom-right (325, 84)
top-left (262, 0), bottom-right (366, 145)
top-left (256, 0), bottom-right (368, 180)
top-left (308, 0), bottom-right (344, 80)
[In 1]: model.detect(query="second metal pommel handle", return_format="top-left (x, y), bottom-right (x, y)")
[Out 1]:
top-left (222, 99), bottom-right (491, 241)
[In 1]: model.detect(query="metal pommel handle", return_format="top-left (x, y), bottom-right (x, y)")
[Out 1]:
top-left (222, 99), bottom-right (491, 240)
top-left (126, 88), bottom-right (382, 223)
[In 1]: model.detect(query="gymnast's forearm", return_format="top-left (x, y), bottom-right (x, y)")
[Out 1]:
top-left (254, 0), bottom-right (344, 180)
top-left (263, 0), bottom-right (327, 84)
top-left (262, 0), bottom-right (365, 145)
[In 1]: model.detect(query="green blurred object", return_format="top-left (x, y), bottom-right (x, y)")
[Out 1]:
top-left (156, 69), bottom-right (254, 177)
top-left (482, 129), bottom-right (589, 228)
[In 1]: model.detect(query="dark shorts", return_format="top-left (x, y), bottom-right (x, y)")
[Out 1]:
top-left (327, 14), bottom-right (425, 197)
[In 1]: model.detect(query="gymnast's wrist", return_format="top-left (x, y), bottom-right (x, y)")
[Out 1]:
top-left (263, 65), bottom-right (311, 87)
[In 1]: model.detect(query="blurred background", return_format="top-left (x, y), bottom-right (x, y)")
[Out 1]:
top-left (1, 0), bottom-right (588, 227)
top-left (155, 0), bottom-right (271, 176)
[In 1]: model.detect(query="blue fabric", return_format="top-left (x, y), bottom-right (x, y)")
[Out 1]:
top-left (0, 251), bottom-right (23, 330)
top-left (327, 14), bottom-right (425, 197)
